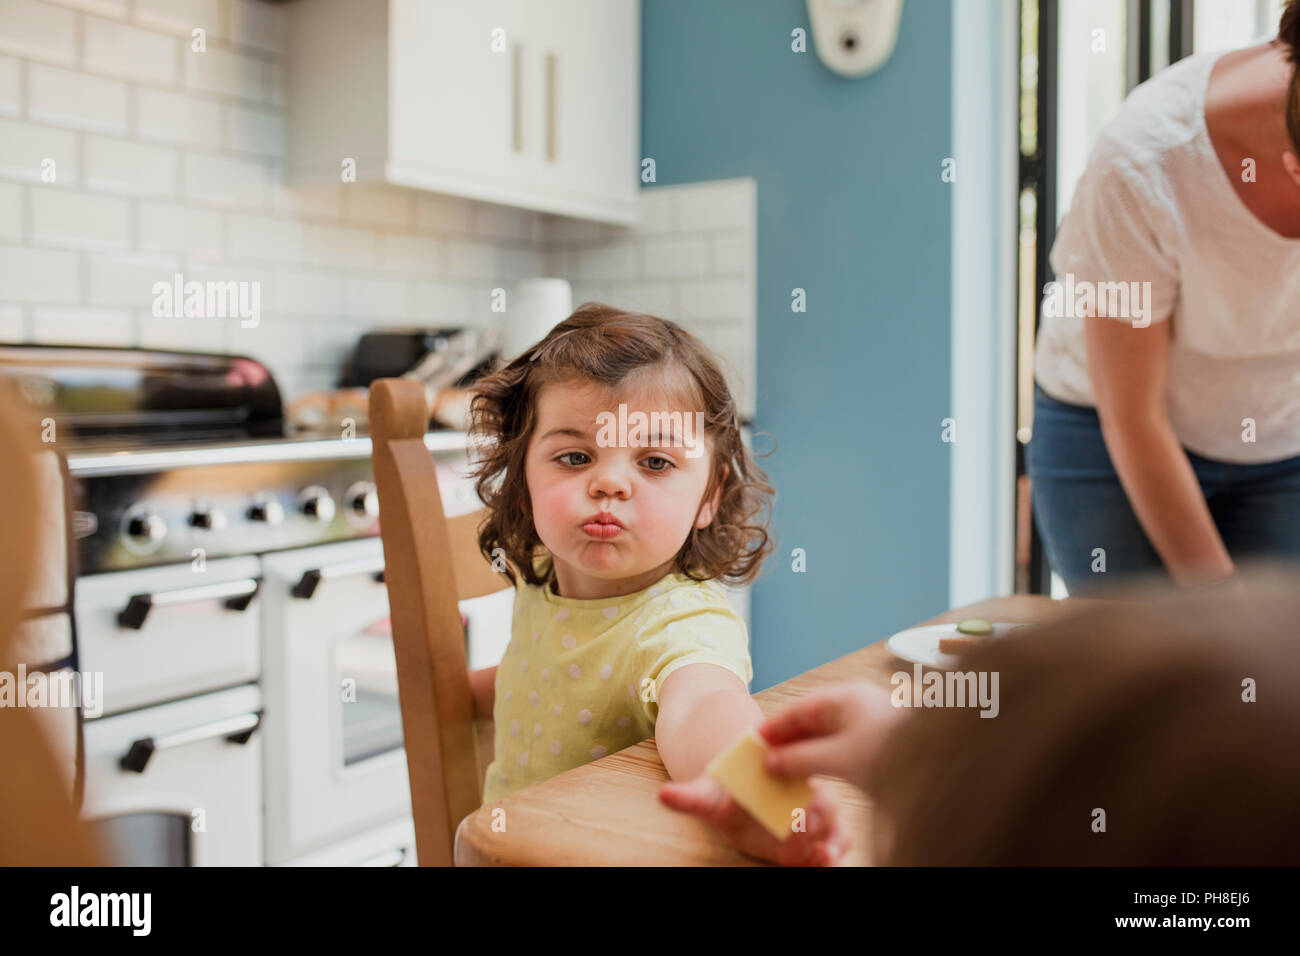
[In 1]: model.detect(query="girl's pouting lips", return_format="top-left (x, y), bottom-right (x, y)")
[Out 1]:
top-left (582, 513), bottom-right (624, 540)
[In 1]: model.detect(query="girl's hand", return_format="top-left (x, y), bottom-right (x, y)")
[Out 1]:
top-left (657, 774), bottom-right (850, 866)
top-left (757, 681), bottom-right (902, 794)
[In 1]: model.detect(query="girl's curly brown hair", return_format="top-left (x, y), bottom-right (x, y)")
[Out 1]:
top-left (468, 302), bottom-right (774, 589)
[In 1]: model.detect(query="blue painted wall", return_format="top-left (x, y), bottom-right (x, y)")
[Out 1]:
top-left (642, 0), bottom-right (954, 688)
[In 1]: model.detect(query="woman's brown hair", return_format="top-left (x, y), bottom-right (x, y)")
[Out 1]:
top-left (1281, 0), bottom-right (1300, 151)
top-left (468, 302), bottom-right (774, 589)
top-left (869, 562), bottom-right (1300, 865)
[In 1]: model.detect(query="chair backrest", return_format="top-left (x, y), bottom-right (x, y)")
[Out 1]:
top-left (0, 382), bottom-right (103, 865)
top-left (369, 377), bottom-right (511, 866)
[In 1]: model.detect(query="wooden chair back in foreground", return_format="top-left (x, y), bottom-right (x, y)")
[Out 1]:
top-left (0, 382), bottom-right (103, 865)
top-left (369, 377), bottom-right (510, 866)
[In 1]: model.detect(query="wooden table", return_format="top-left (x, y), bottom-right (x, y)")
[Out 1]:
top-left (454, 594), bottom-right (1095, 866)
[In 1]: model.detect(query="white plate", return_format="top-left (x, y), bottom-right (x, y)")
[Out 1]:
top-left (884, 621), bottom-right (1025, 668)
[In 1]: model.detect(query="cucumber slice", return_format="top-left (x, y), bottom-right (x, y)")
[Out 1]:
top-left (955, 617), bottom-right (994, 636)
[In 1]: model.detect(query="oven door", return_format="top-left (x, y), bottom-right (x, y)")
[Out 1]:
top-left (81, 683), bottom-right (263, 866)
top-left (261, 537), bottom-right (408, 864)
top-left (260, 535), bottom-right (513, 865)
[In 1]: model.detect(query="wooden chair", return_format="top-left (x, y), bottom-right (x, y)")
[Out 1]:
top-left (369, 378), bottom-right (511, 866)
top-left (0, 382), bottom-right (103, 865)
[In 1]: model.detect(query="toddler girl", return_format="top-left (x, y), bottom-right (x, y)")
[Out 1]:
top-left (465, 303), bottom-right (847, 865)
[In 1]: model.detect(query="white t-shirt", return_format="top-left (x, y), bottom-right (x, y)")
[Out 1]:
top-left (1033, 49), bottom-right (1300, 464)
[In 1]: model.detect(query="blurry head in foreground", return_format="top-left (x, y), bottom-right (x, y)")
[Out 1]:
top-left (870, 563), bottom-right (1300, 865)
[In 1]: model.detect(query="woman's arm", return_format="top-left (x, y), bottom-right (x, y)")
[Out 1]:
top-left (1083, 313), bottom-right (1235, 586)
top-left (467, 665), bottom-right (497, 720)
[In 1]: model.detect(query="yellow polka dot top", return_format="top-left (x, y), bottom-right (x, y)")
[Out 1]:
top-left (480, 553), bottom-right (753, 805)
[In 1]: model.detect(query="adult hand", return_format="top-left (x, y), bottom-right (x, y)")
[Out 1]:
top-left (757, 680), bottom-right (903, 794)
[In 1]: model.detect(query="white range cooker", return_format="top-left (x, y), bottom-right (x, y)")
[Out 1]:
top-left (2, 345), bottom-right (512, 867)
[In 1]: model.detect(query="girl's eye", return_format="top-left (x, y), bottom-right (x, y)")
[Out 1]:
top-left (556, 451), bottom-right (590, 467)
top-left (643, 456), bottom-right (675, 472)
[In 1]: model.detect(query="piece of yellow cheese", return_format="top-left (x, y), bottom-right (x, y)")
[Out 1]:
top-left (706, 728), bottom-right (817, 841)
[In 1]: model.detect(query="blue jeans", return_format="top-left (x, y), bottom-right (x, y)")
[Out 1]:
top-left (1026, 384), bottom-right (1300, 595)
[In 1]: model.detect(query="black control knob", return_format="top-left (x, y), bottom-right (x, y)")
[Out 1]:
top-left (246, 497), bottom-right (284, 526)
top-left (125, 511), bottom-right (165, 544)
top-left (348, 482), bottom-right (379, 519)
top-left (298, 485), bottom-right (336, 523)
top-left (188, 506), bottom-right (226, 531)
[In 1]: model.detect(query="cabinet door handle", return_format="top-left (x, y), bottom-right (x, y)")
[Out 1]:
top-left (512, 42), bottom-right (523, 153)
top-left (545, 51), bottom-right (556, 162)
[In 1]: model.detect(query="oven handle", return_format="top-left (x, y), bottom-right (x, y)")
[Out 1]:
top-left (291, 555), bottom-right (387, 600)
top-left (355, 847), bottom-right (407, 867)
top-left (119, 709), bottom-right (263, 774)
top-left (117, 577), bottom-right (261, 630)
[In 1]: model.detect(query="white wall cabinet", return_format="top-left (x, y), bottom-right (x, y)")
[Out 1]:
top-left (286, 0), bottom-right (640, 225)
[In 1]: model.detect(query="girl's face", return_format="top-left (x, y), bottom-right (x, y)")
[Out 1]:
top-left (524, 378), bottom-right (723, 600)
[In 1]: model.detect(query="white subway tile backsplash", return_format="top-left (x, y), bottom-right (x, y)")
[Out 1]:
top-left (31, 306), bottom-right (131, 344)
top-left (710, 235), bottom-right (750, 276)
top-left (310, 321), bottom-right (365, 371)
top-left (414, 279), bottom-right (472, 322)
top-left (642, 236), bottom-right (707, 279)
top-left (227, 103), bottom-right (283, 158)
top-left (574, 239), bottom-right (638, 282)
top-left (137, 311), bottom-right (226, 351)
top-left (85, 136), bottom-right (178, 197)
top-left (310, 224), bottom-right (376, 271)
top-left (500, 246), bottom-right (543, 279)
top-left (675, 179), bottom-right (755, 232)
top-left (270, 267), bottom-right (343, 316)
top-left (0, 182), bottom-right (22, 241)
top-left (344, 275), bottom-right (410, 319)
top-left (86, 252), bottom-right (181, 308)
top-left (679, 278), bottom-right (749, 322)
top-left (226, 314), bottom-right (306, 368)
top-left (472, 203), bottom-right (529, 242)
top-left (265, 61), bottom-right (284, 107)
top-left (138, 201), bottom-right (224, 258)
top-left (31, 187), bottom-right (130, 249)
top-left (0, 303), bottom-right (24, 340)
top-left (0, 246), bottom-right (80, 303)
top-left (183, 151), bottom-right (268, 207)
top-left (183, 45), bottom-right (264, 102)
top-left (226, 0), bottom-right (286, 56)
top-left (415, 193), bottom-right (472, 235)
top-left (341, 185), bottom-right (413, 229)
top-left (28, 64), bottom-right (128, 134)
top-left (543, 215), bottom-right (602, 243)
top-left (0, 118), bottom-right (77, 183)
top-left (636, 192), bottom-right (676, 234)
top-left (135, 87), bottom-right (223, 149)
top-left (607, 282), bottom-right (676, 317)
top-left (446, 239), bottom-right (512, 281)
top-left (6, 0), bottom-right (754, 417)
top-left (134, 0), bottom-right (221, 37)
top-left (270, 178), bottom-right (341, 220)
top-left (0, 54), bottom-right (20, 117)
top-left (84, 15), bottom-right (179, 84)
top-left (0, 0), bottom-right (76, 67)
top-left (229, 213), bottom-right (305, 263)
top-left (381, 234), bottom-right (443, 274)
top-left (46, 0), bottom-right (128, 17)
top-left (550, 180), bottom-right (757, 418)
